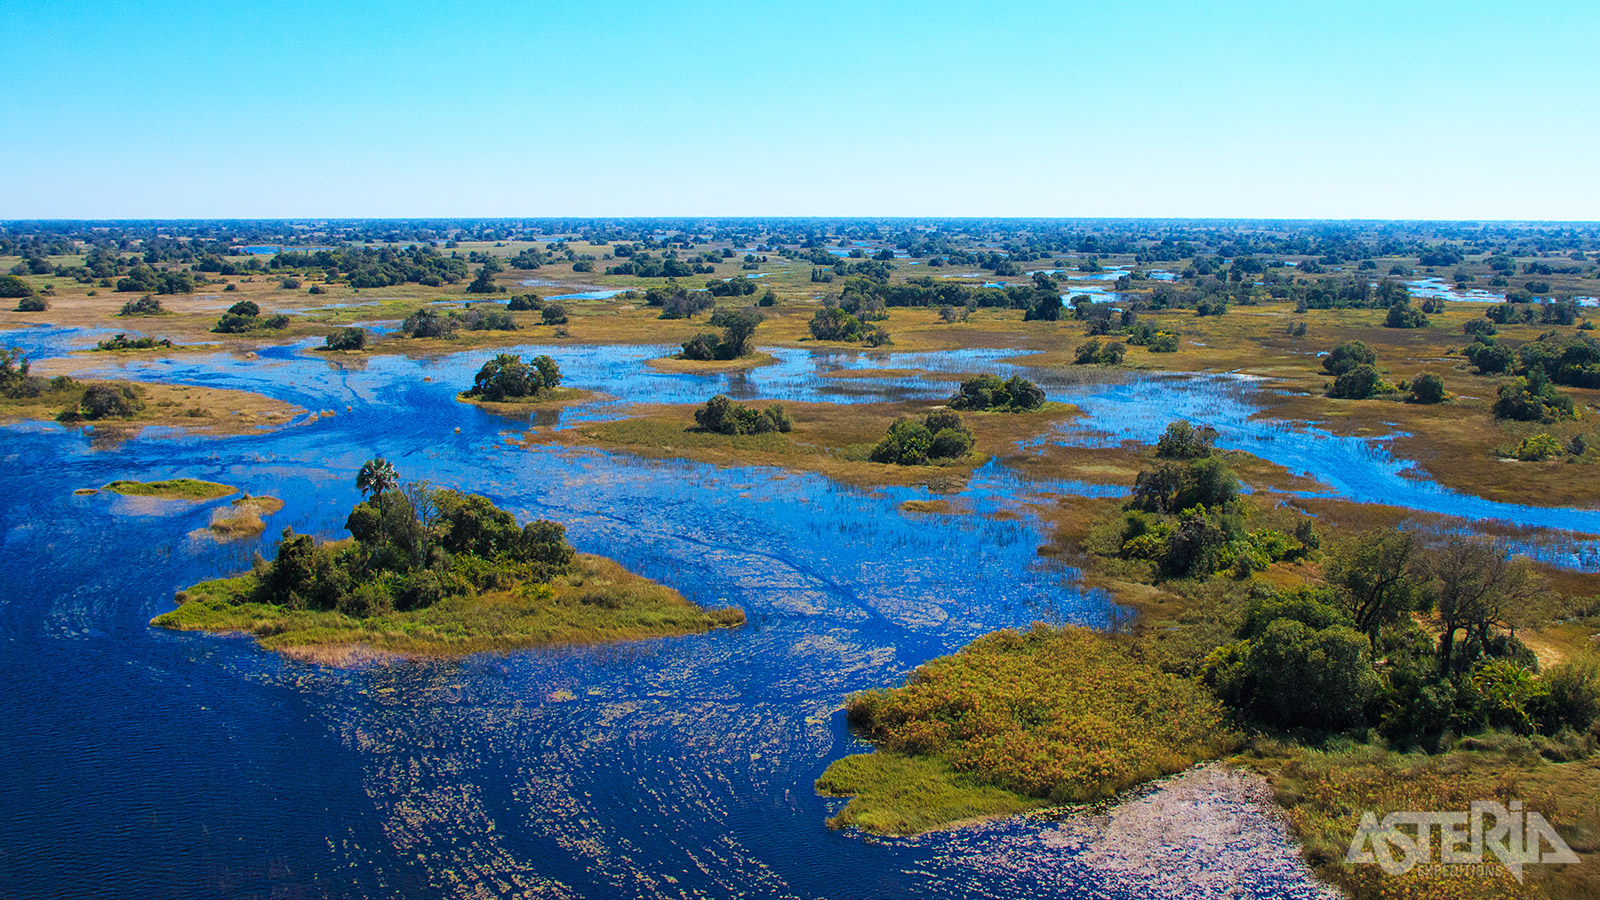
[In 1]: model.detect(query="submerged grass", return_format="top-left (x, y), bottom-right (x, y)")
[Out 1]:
top-left (151, 554), bottom-right (744, 662)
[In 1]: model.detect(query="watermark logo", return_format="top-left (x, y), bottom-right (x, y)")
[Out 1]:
top-left (1345, 800), bottom-right (1579, 882)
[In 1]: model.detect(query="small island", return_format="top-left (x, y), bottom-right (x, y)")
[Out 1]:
top-left (104, 478), bottom-right (238, 501)
top-left (648, 306), bottom-right (776, 372)
top-left (454, 352), bottom-right (597, 412)
top-left (153, 459), bottom-right (743, 663)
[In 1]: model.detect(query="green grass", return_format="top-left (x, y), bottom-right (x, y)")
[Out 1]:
top-left (1242, 735), bottom-right (1600, 900)
top-left (816, 751), bottom-right (1041, 833)
top-left (583, 417), bottom-right (797, 455)
top-left (152, 554), bottom-right (744, 660)
top-left (103, 478), bottom-right (238, 500)
top-left (816, 625), bottom-right (1237, 834)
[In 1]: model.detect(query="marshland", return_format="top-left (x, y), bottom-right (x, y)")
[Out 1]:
top-left (4, 218), bottom-right (1600, 900)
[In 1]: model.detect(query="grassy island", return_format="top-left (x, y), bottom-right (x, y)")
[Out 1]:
top-left (816, 625), bottom-right (1235, 834)
top-left (153, 459), bottom-right (742, 662)
top-left (456, 386), bottom-right (594, 411)
top-left (104, 478), bottom-right (238, 500)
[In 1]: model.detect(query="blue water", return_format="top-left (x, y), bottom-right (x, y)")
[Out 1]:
top-left (1, 332), bottom-right (1589, 898)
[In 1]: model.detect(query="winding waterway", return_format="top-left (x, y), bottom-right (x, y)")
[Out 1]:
top-left (2, 328), bottom-right (1588, 899)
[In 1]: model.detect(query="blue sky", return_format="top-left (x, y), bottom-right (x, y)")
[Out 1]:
top-left (2, 0), bottom-right (1596, 219)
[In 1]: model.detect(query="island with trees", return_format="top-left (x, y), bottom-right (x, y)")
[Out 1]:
top-left (455, 352), bottom-right (595, 412)
top-left (153, 460), bottom-right (744, 663)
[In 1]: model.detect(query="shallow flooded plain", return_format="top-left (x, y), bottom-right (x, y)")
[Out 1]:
top-left (1, 331), bottom-right (1588, 898)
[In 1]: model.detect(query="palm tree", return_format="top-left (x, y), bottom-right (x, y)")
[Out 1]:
top-left (356, 457), bottom-right (398, 500)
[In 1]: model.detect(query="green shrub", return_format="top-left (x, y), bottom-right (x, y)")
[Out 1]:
top-left (1514, 433), bottom-right (1562, 461)
top-left (871, 411), bottom-right (973, 465)
top-left (693, 394), bottom-right (792, 435)
top-left (947, 374), bottom-right (1045, 411)
top-left (324, 327), bottom-right (368, 351)
top-left (1322, 340), bottom-right (1376, 376)
top-left (1409, 371), bottom-right (1445, 404)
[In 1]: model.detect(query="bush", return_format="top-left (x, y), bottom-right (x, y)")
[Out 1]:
top-left (324, 327), bottom-right (367, 351)
top-left (467, 354), bottom-right (561, 401)
top-left (1384, 303), bottom-right (1428, 328)
top-left (76, 382), bottom-right (145, 419)
top-left (679, 333), bottom-right (719, 361)
top-left (0, 274), bottom-right (33, 298)
top-left (506, 294), bottom-right (542, 311)
top-left (14, 296), bottom-right (47, 312)
top-left (1322, 340), bottom-right (1376, 376)
top-left (1328, 363), bottom-right (1384, 399)
top-left (1515, 433), bottom-right (1562, 461)
top-left (118, 295), bottom-right (164, 316)
top-left (464, 309), bottom-right (517, 331)
top-left (1464, 338), bottom-right (1514, 374)
top-left (1409, 372), bottom-right (1445, 404)
top-left (1220, 620), bottom-right (1379, 731)
top-left (94, 334), bottom-right (173, 351)
top-left (693, 394), bottom-right (792, 435)
top-left (948, 374), bottom-right (1045, 412)
top-left (1493, 375), bottom-right (1574, 422)
top-left (871, 412), bottom-right (972, 465)
top-left (541, 304), bottom-right (569, 325)
top-left (401, 308), bottom-right (457, 338)
top-left (1543, 654), bottom-right (1600, 733)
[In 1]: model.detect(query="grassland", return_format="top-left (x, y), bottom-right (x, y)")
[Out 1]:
top-left (527, 400), bottom-right (1080, 491)
top-left (0, 378), bottom-right (304, 436)
top-left (152, 553), bottom-right (745, 665)
top-left (1240, 736), bottom-right (1600, 900)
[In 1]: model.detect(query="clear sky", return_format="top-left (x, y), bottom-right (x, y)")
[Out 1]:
top-left (2, 1), bottom-right (1596, 220)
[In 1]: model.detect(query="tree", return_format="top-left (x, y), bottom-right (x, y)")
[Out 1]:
top-left (356, 458), bottom-right (399, 504)
top-left (707, 306), bottom-right (763, 358)
top-left (1430, 538), bottom-right (1544, 675)
top-left (1242, 620), bottom-right (1379, 730)
top-left (1324, 530), bottom-right (1427, 645)
top-left (1155, 420), bottom-right (1218, 459)
top-left (466, 267), bottom-right (502, 294)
